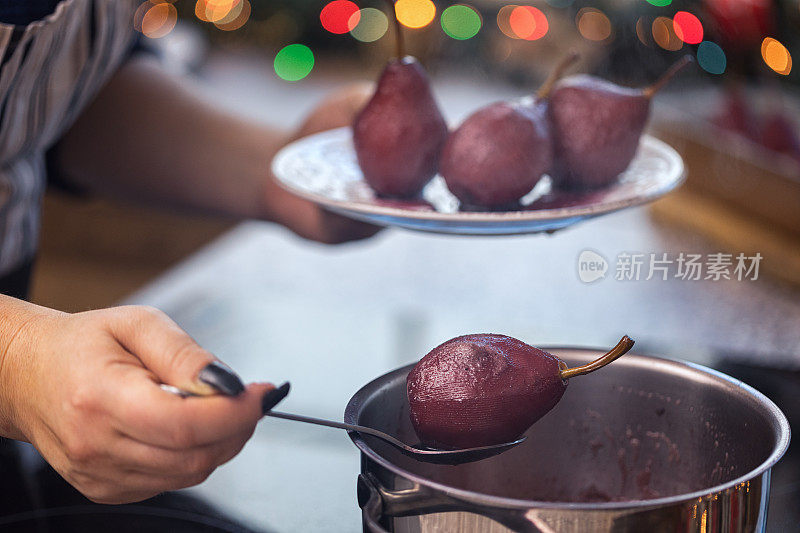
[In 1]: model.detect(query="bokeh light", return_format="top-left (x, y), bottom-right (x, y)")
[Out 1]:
top-left (195, 0), bottom-right (240, 23)
top-left (652, 17), bottom-right (683, 51)
top-left (395, 0), bottom-right (437, 29)
top-left (497, 5), bottom-right (519, 39)
top-left (133, 2), bottom-right (151, 32)
top-left (635, 17), bottom-right (651, 47)
top-left (646, 0), bottom-right (672, 6)
top-left (349, 8), bottom-right (388, 42)
top-left (673, 11), bottom-right (703, 45)
top-left (697, 41), bottom-right (726, 74)
top-left (320, 1), bottom-right (360, 35)
top-left (141, 2), bottom-right (177, 38)
top-left (274, 44), bottom-right (315, 82)
top-left (214, 0), bottom-right (249, 30)
top-left (576, 8), bottom-right (612, 42)
top-left (761, 38), bottom-right (792, 75)
top-left (194, 0), bottom-right (210, 22)
top-left (509, 6), bottom-right (548, 41)
top-left (441, 5), bottom-right (482, 40)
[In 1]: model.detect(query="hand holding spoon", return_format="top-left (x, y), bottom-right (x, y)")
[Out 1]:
top-left (159, 383), bottom-right (524, 465)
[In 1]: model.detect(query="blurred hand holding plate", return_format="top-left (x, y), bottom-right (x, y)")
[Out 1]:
top-left (272, 127), bottom-right (685, 236)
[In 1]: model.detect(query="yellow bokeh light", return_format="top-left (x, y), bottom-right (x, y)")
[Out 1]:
top-left (652, 16), bottom-right (682, 51)
top-left (395, 0), bottom-right (436, 29)
top-left (576, 8), bottom-right (611, 41)
top-left (215, 0), bottom-right (250, 30)
top-left (761, 38), bottom-right (792, 75)
top-left (195, 0), bottom-right (239, 23)
top-left (195, 0), bottom-right (210, 22)
top-left (142, 2), bottom-right (177, 38)
top-left (207, 0), bottom-right (240, 23)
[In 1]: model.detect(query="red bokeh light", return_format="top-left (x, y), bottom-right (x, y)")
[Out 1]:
top-left (320, 1), bottom-right (360, 34)
top-left (509, 6), bottom-right (548, 41)
top-left (673, 11), bottom-right (703, 45)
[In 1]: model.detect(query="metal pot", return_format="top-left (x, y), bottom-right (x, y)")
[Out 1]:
top-left (345, 348), bottom-right (790, 533)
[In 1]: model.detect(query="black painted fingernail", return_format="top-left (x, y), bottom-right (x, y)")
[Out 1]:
top-left (198, 361), bottom-right (245, 396)
top-left (262, 382), bottom-right (291, 413)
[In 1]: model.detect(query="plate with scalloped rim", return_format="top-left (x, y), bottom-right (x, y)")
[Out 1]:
top-left (272, 127), bottom-right (685, 236)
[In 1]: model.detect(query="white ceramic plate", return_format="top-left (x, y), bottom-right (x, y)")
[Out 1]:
top-left (272, 127), bottom-right (685, 236)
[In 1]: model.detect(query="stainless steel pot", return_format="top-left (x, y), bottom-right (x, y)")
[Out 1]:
top-left (345, 348), bottom-right (791, 533)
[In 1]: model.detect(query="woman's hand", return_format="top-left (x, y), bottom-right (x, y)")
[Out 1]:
top-left (263, 84), bottom-right (384, 244)
top-left (0, 297), bottom-right (275, 504)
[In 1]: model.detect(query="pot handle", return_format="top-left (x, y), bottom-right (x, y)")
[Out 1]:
top-left (357, 473), bottom-right (464, 532)
top-left (357, 474), bottom-right (390, 533)
top-left (357, 473), bottom-right (547, 532)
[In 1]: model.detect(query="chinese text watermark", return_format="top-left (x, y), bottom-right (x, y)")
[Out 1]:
top-left (578, 251), bottom-right (762, 283)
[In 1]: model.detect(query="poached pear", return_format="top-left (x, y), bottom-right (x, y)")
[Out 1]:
top-left (440, 53), bottom-right (579, 209)
top-left (352, 2), bottom-right (448, 198)
top-left (407, 334), bottom-right (634, 450)
top-left (548, 56), bottom-right (693, 190)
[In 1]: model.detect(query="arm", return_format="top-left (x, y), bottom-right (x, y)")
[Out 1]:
top-left (52, 56), bottom-right (378, 244)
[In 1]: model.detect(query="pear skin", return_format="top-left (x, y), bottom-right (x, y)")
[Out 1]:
top-left (353, 57), bottom-right (448, 198)
top-left (407, 334), bottom-right (634, 450)
top-left (548, 76), bottom-right (650, 189)
top-left (440, 101), bottom-right (551, 209)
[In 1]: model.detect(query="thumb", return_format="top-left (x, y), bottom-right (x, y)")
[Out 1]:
top-left (104, 306), bottom-right (245, 396)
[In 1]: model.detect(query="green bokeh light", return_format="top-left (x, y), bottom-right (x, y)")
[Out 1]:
top-left (697, 41), bottom-right (726, 75)
top-left (646, 0), bottom-right (672, 6)
top-left (350, 7), bottom-right (388, 43)
top-left (441, 5), bottom-right (482, 41)
top-left (274, 44), bottom-right (314, 82)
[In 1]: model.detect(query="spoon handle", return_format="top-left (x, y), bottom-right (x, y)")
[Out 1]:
top-left (158, 384), bottom-right (413, 452)
top-left (265, 411), bottom-right (411, 450)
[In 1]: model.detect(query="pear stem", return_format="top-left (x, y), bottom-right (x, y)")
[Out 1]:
top-left (382, 0), bottom-right (405, 59)
top-left (536, 51), bottom-right (580, 100)
top-left (560, 336), bottom-right (635, 380)
top-left (643, 55), bottom-right (694, 98)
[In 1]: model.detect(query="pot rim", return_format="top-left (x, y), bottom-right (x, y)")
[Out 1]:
top-left (345, 348), bottom-right (791, 511)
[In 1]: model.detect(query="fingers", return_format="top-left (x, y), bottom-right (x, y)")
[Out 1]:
top-left (70, 466), bottom-right (219, 505)
top-left (112, 376), bottom-right (272, 449)
top-left (35, 422), bottom-right (254, 505)
top-left (102, 306), bottom-right (244, 396)
top-left (320, 209), bottom-right (383, 244)
top-left (113, 429), bottom-right (254, 476)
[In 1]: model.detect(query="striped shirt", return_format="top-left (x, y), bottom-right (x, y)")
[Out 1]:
top-left (0, 0), bottom-right (138, 277)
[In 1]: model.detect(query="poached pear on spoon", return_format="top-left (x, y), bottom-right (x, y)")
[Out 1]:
top-left (439, 53), bottom-right (579, 210)
top-left (407, 334), bottom-right (634, 450)
top-left (548, 56), bottom-right (694, 190)
top-left (352, 0), bottom-right (448, 199)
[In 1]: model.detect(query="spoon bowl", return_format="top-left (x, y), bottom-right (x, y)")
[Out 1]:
top-left (264, 410), bottom-right (526, 466)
